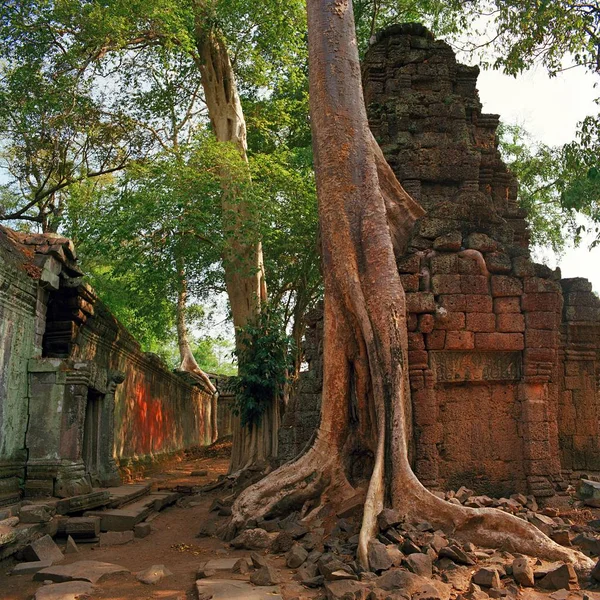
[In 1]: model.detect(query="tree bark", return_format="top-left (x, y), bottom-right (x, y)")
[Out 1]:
top-left (229, 0), bottom-right (593, 573)
top-left (176, 255), bottom-right (219, 443)
top-left (193, 13), bottom-right (275, 472)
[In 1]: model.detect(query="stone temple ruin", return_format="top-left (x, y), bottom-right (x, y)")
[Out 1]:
top-left (279, 24), bottom-right (600, 500)
top-left (2, 18), bottom-right (600, 575)
top-left (3, 20), bottom-right (600, 600)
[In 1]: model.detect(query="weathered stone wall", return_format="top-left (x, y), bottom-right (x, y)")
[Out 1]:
top-left (558, 278), bottom-right (600, 482)
top-left (279, 24), bottom-right (600, 498)
top-left (72, 301), bottom-right (215, 478)
top-left (278, 305), bottom-right (323, 462)
top-left (0, 226), bottom-right (216, 498)
top-left (0, 230), bottom-right (48, 505)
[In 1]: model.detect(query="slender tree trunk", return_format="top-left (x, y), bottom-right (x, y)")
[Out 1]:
top-left (176, 255), bottom-right (219, 443)
top-left (193, 13), bottom-right (276, 472)
top-left (229, 0), bottom-right (593, 573)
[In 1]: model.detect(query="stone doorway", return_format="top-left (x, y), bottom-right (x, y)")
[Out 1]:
top-left (83, 388), bottom-right (104, 486)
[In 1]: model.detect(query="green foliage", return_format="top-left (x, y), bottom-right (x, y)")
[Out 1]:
top-left (461, 1), bottom-right (600, 76)
top-left (498, 123), bottom-right (578, 252)
top-left (353, 0), bottom-right (472, 56)
top-left (191, 336), bottom-right (237, 376)
top-left (499, 120), bottom-right (600, 250)
top-left (62, 133), bottom-right (246, 344)
top-left (232, 306), bottom-right (292, 428)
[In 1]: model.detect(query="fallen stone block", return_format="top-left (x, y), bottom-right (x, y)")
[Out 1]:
top-left (318, 556), bottom-right (357, 581)
top-left (33, 560), bottom-right (129, 583)
top-left (19, 504), bottom-right (56, 524)
top-left (472, 567), bottom-right (502, 588)
top-left (250, 551), bottom-right (269, 569)
top-left (201, 558), bottom-right (240, 571)
top-left (23, 534), bottom-right (64, 564)
top-left (539, 563), bottom-right (579, 591)
top-left (34, 581), bottom-right (94, 600)
top-left (105, 483), bottom-right (152, 509)
top-left (572, 532), bottom-right (600, 555)
top-left (324, 580), bottom-right (368, 599)
top-left (405, 553), bottom-right (433, 578)
top-left (377, 508), bottom-right (402, 531)
top-left (250, 564), bottom-right (280, 586)
top-left (528, 513), bottom-right (556, 537)
top-left (377, 568), bottom-right (451, 600)
top-left (438, 544), bottom-right (475, 565)
top-left (280, 520), bottom-right (309, 539)
top-left (196, 567), bottom-right (217, 579)
top-left (578, 480), bottom-right (600, 507)
top-left (455, 487), bottom-right (475, 503)
top-left (232, 557), bottom-right (250, 574)
top-left (64, 536), bottom-right (79, 555)
top-left (272, 531), bottom-right (294, 553)
top-left (286, 543), bottom-right (308, 568)
top-left (64, 517), bottom-right (100, 539)
top-left (368, 540), bottom-right (393, 573)
top-left (512, 557), bottom-right (534, 587)
top-left (137, 564), bottom-right (172, 584)
top-left (134, 522), bottom-right (151, 538)
top-left (442, 564), bottom-right (472, 591)
top-left (11, 560), bottom-right (52, 575)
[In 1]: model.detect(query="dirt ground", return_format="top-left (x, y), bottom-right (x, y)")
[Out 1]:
top-left (0, 449), bottom-right (316, 600)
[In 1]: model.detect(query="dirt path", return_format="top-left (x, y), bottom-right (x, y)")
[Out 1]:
top-left (0, 451), bottom-right (314, 600)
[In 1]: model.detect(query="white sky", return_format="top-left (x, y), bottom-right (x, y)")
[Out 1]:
top-left (469, 61), bottom-right (600, 291)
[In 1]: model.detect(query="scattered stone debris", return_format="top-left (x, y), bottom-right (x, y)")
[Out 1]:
top-left (539, 563), bottom-right (579, 591)
top-left (512, 557), bottom-right (535, 587)
top-left (33, 560), bottom-right (129, 584)
top-left (250, 564), bottom-right (280, 586)
top-left (24, 535), bottom-right (64, 564)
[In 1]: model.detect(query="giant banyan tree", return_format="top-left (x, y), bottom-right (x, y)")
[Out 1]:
top-left (230, 2), bottom-right (593, 573)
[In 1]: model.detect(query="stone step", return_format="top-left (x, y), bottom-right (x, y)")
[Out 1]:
top-left (104, 483), bottom-right (152, 509)
top-left (55, 490), bottom-right (110, 515)
top-left (85, 491), bottom-right (180, 531)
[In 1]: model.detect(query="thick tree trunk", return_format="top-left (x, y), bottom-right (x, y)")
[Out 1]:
top-left (176, 256), bottom-right (219, 443)
top-left (194, 18), bottom-right (275, 472)
top-left (230, 0), bottom-right (593, 573)
top-left (194, 27), bottom-right (267, 331)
